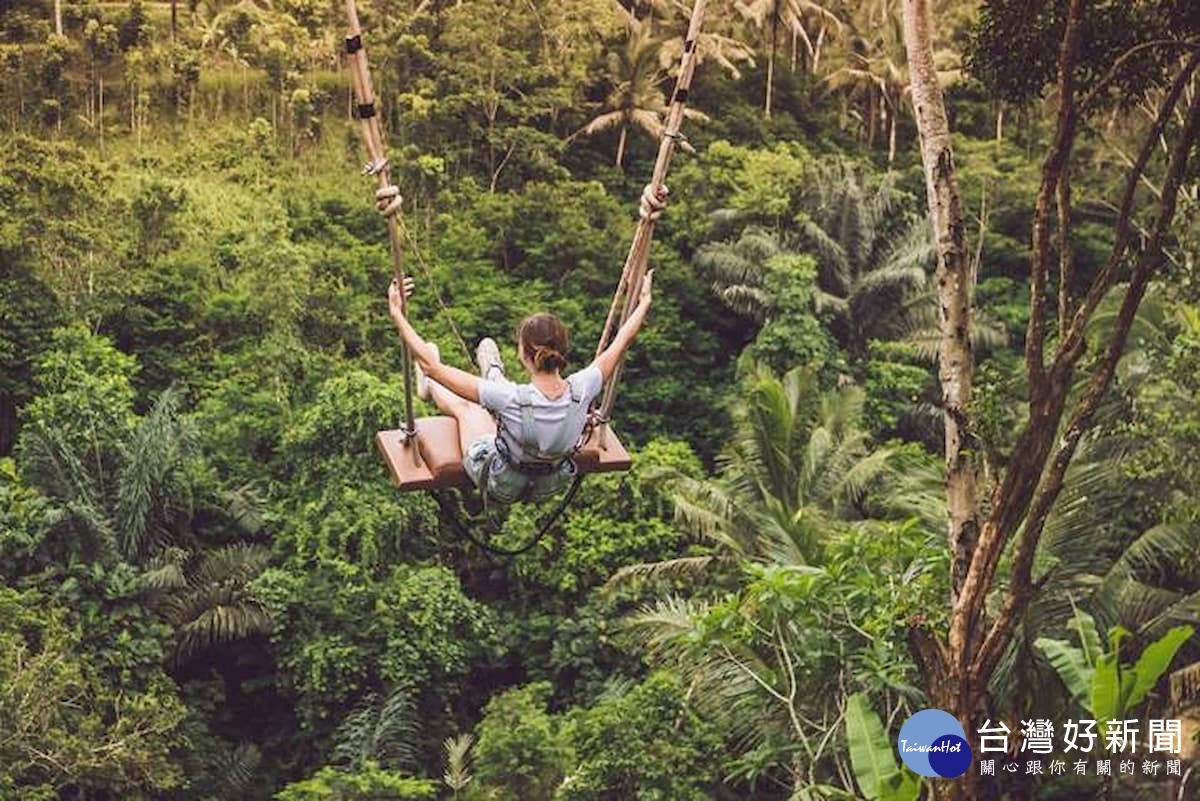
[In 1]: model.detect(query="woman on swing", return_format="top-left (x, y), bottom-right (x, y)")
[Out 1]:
top-left (387, 184), bottom-right (668, 505)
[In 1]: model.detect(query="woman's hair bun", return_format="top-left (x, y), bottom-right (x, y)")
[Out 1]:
top-left (533, 345), bottom-right (565, 372)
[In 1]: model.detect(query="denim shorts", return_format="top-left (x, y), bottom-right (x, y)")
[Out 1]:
top-left (463, 435), bottom-right (577, 504)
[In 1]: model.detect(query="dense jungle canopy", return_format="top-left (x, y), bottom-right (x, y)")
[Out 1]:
top-left (1, 0), bottom-right (1199, 799)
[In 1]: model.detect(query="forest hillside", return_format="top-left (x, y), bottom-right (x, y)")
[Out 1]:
top-left (1, 1), bottom-right (1199, 799)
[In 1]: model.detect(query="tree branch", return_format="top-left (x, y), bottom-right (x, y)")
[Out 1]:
top-left (1057, 166), bottom-right (1073, 331)
top-left (1079, 39), bottom-right (1200, 113)
top-left (972, 83), bottom-right (1200, 683)
top-left (1025, 0), bottom-right (1085, 392)
top-left (955, 52), bottom-right (1200, 657)
top-left (1056, 52), bottom-right (1200, 364)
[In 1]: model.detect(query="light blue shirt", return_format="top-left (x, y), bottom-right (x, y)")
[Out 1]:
top-left (477, 364), bottom-right (604, 461)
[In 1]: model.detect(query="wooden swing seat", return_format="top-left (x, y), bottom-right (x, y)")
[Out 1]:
top-left (376, 415), bottom-right (633, 492)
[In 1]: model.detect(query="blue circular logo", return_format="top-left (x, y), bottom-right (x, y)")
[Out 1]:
top-left (897, 709), bottom-right (973, 778)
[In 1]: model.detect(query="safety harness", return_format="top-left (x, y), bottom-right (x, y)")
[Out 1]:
top-left (486, 381), bottom-right (591, 502)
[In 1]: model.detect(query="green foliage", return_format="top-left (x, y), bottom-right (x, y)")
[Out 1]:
top-left (628, 518), bottom-right (946, 794)
top-left (558, 672), bottom-right (724, 801)
top-left (1120, 302), bottom-right (1200, 521)
top-left (19, 323), bottom-right (138, 450)
top-left (663, 361), bottom-right (933, 568)
top-left (845, 694), bottom-right (920, 801)
top-left (473, 683), bottom-right (572, 801)
top-left (0, 458), bottom-right (55, 578)
top-left (509, 438), bottom-right (700, 598)
top-left (749, 251), bottom-right (840, 377)
top-left (0, 136), bottom-right (127, 313)
top-left (333, 687), bottom-right (421, 774)
top-left (1035, 609), bottom-right (1194, 722)
top-left (2, 3), bottom-right (1199, 798)
top-left (254, 560), bottom-right (496, 740)
top-left (0, 258), bottom-right (63, 454)
top-left (861, 342), bottom-right (934, 441)
top-left (969, 0), bottom-right (1200, 109)
top-left (275, 763), bottom-right (437, 801)
top-left (275, 369), bottom-right (439, 566)
top-left (0, 585), bottom-right (187, 796)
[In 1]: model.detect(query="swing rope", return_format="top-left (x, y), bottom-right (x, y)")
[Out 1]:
top-left (346, 0), bottom-right (708, 554)
top-left (396, 217), bottom-right (473, 363)
top-left (341, 0), bottom-right (418, 442)
top-left (593, 0), bottom-right (708, 444)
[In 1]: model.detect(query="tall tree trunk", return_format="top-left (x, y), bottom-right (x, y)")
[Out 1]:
top-left (615, 123), bottom-right (628, 168)
top-left (900, 4), bottom-right (1200, 800)
top-left (54, 0), bottom-right (63, 35)
top-left (887, 103), bottom-right (897, 168)
top-left (865, 87), bottom-right (877, 147)
top-left (764, 4), bottom-right (778, 117)
top-left (902, 0), bottom-right (976, 624)
top-left (98, 76), bottom-right (104, 155)
top-left (170, 0), bottom-right (178, 40)
top-left (902, 2), bottom-right (978, 796)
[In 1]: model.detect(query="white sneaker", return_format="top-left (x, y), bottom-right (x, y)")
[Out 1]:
top-left (415, 341), bottom-right (439, 401)
top-left (476, 337), bottom-right (505, 382)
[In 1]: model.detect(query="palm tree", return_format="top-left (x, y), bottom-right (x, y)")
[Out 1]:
top-left (824, 0), bottom-right (961, 163)
top-left (573, 18), bottom-right (706, 168)
top-left (982, 439), bottom-right (1200, 756)
top-left (791, 162), bottom-right (930, 354)
top-left (623, 362), bottom-right (937, 574)
top-left (19, 386), bottom-right (196, 561)
top-left (619, 364), bottom-right (940, 791)
top-left (142, 543), bottom-right (274, 664)
top-left (734, 0), bottom-right (842, 116)
top-left (693, 226), bottom-right (782, 323)
top-left (21, 386), bottom-right (273, 662)
top-left (824, 0), bottom-right (908, 162)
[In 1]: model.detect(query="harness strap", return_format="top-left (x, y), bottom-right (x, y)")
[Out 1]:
top-left (515, 385), bottom-right (541, 458)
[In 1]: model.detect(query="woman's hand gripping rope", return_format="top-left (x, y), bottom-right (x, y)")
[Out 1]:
top-left (638, 183), bottom-right (670, 221)
top-left (387, 276), bottom-right (416, 324)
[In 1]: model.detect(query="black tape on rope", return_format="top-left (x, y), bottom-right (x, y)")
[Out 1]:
top-left (673, 88), bottom-right (690, 103)
top-left (344, 35), bottom-right (362, 54)
top-left (684, 38), bottom-right (696, 53)
top-left (356, 102), bottom-right (376, 119)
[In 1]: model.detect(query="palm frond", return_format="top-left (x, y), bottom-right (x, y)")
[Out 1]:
top-left (170, 596), bottom-right (273, 663)
top-left (797, 217), bottom-right (850, 293)
top-left (139, 547), bottom-right (189, 592)
top-left (333, 686), bottom-right (420, 773)
top-left (574, 109), bottom-right (628, 138)
top-left (900, 311), bottom-right (1009, 363)
top-left (848, 262), bottom-right (927, 300)
top-left (717, 285), bottom-right (773, 319)
top-left (209, 742), bottom-right (262, 799)
top-left (830, 448), bottom-right (893, 508)
top-left (192, 542), bottom-right (272, 587)
top-left (443, 733), bottom-right (474, 793)
top-left (18, 420), bottom-right (105, 520)
top-left (606, 555), bottom-right (717, 589)
top-left (114, 386), bottom-right (196, 559)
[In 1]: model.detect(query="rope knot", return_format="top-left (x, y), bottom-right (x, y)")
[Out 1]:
top-left (376, 184), bottom-right (403, 217)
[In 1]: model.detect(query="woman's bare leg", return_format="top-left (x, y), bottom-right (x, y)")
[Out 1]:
top-left (427, 380), bottom-right (496, 452)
